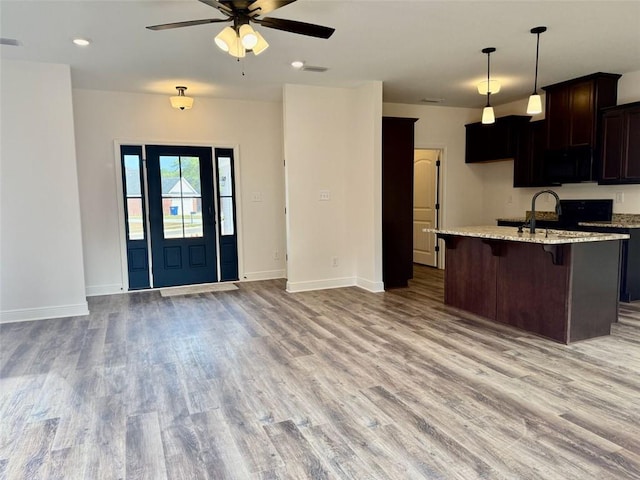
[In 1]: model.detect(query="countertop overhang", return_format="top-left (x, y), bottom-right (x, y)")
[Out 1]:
top-left (429, 226), bottom-right (629, 244)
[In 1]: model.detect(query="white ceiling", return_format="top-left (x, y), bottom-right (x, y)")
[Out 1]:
top-left (1, 0), bottom-right (639, 108)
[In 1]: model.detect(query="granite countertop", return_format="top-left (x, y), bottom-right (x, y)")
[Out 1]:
top-left (496, 213), bottom-right (640, 229)
top-left (429, 226), bottom-right (630, 245)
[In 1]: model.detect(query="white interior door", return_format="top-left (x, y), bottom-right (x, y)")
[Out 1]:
top-left (413, 149), bottom-right (438, 266)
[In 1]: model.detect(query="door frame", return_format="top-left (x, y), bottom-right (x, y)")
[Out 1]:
top-left (113, 140), bottom-right (244, 291)
top-left (414, 144), bottom-right (446, 269)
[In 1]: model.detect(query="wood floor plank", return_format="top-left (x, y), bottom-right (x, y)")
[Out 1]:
top-left (125, 412), bottom-right (167, 480)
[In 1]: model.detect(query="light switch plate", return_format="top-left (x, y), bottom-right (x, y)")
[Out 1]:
top-left (319, 190), bottom-right (330, 201)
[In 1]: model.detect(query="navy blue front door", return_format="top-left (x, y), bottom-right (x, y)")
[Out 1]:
top-left (146, 145), bottom-right (217, 287)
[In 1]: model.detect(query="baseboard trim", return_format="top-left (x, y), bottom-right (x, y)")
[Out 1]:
top-left (241, 270), bottom-right (286, 282)
top-left (0, 302), bottom-right (90, 324)
top-left (356, 277), bottom-right (385, 293)
top-left (86, 284), bottom-right (124, 297)
top-left (286, 277), bottom-right (356, 293)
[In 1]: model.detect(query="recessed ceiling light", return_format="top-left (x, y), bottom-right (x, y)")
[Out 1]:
top-left (72, 38), bottom-right (91, 47)
top-left (291, 60), bottom-right (305, 69)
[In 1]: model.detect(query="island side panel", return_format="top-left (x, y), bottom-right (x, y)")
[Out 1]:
top-left (568, 241), bottom-right (621, 342)
top-left (496, 242), bottom-right (571, 343)
top-left (443, 236), bottom-right (498, 320)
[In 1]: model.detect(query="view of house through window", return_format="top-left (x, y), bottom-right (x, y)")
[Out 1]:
top-left (159, 156), bottom-right (203, 239)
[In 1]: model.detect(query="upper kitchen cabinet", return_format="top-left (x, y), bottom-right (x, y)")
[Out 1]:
top-left (543, 72), bottom-right (621, 150)
top-left (514, 120), bottom-right (550, 188)
top-left (599, 101), bottom-right (640, 184)
top-left (465, 115), bottom-right (531, 163)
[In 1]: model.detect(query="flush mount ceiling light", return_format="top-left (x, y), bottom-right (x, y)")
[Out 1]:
top-left (170, 86), bottom-right (194, 110)
top-left (477, 79), bottom-right (501, 95)
top-left (527, 26), bottom-right (547, 115)
top-left (291, 60), bottom-right (305, 69)
top-left (481, 47), bottom-right (496, 125)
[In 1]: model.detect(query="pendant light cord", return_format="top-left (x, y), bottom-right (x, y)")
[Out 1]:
top-left (533, 32), bottom-right (540, 94)
top-left (486, 49), bottom-right (492, 107)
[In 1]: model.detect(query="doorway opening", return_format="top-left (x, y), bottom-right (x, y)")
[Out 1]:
top-left (119, 144), bottom-right (239, 290)
top-left (413, 148), bottom-right (442, 268)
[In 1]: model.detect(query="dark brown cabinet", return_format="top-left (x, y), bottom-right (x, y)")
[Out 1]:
top-left (514, 120), bottom-right (550, 187)
top-left (382, 116), bottom-right (417, 289)
top-left (599, 101), bottom-right (640, 184)
top-left (543, 72), bottom-right (620, 151)
top-left (465, 115), bottom-right (531, 163)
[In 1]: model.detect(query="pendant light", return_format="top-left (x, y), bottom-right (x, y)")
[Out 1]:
top-left (527, 26), bottom-right (547, 115)
top-left (481, 47), bottom-right (496, 124)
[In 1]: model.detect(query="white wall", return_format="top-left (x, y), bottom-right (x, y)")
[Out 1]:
top-left (1, 60), bottom-right (88, 322)
top-left (72, 89), bottom-right (286, 295)
top-left (283, 82), bottom-right (383, 292)
top-left (478, 69), bottom-right (640, 225)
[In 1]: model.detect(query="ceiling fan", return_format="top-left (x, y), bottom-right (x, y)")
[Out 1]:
top-left (147, 0), bottom-right (335, 57)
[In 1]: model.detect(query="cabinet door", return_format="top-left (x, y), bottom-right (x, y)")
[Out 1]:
top-left (623, 106), bottom-right (640, 181)
top-left (568, 80), bottom-right (595, 146)
top-left (600, 110), bottom-right (625, 182)
top-left (514, 120), bottom-right (548, 187)
top-left (546, 88), bottom-right (570, 149)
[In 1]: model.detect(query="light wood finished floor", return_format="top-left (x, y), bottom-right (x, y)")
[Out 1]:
top-left (2, 266), bottom-right (640, 479)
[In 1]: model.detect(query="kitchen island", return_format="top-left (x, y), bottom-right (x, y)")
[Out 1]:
top-left (433, 226), bottom-right (629, 343)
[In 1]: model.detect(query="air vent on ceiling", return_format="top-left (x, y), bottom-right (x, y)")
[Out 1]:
top-left (421, 97), bottom-right (444, 104)
top-left (0, 38), bottom-right (22, 47)
top-left (302, 65), bottom-right (328, 73)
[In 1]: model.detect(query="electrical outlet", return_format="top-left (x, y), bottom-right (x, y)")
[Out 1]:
top-left (274, 250), bottom-right (279, 260)
top-left (319, 190), bottom-right (330, 201)
top-left (252, 192), bottom-right (262, 202)
top-left (507, 195), bottom-right (513, 204)
top-left (615, 192), bottom-right (624, 204)
top-left (332, 256), bottom-right (339, 267)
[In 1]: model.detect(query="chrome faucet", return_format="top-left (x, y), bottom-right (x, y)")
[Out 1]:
top-left (530, 189), bottom-right (562, 234)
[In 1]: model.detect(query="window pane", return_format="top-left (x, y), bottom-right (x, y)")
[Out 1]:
top-left (159, 155), bottom-right (203, 239)
top-left (123, 155), bottom-right (141, 197)
top-left (126, 198), bottom-right (144, 240)
top-left (218, 157), bottom-right (233, 197)
top-left (183, 198), bottom-right (203, 237)
top-left (181, 156), bottom-right (201, 195)
top-left (220, 197), bottom-right (234, 235)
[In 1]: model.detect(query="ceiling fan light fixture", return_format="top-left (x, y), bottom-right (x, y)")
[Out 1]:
top-left (239, 24), bottom-right (258, 50)
top-left (170, 86), bottom-right (194, 110)
top-left (214, 26), bottom-right (236, 52)
top-left (251, 31), bottom-right (269, 55)
top-left (477, 79), bottom-right (501, 95)
top-left (228, 37), bottom-right (246, 58)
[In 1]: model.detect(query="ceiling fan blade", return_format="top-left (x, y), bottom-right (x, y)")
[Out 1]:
top-left (247, 0), bottom-right (298, 17)
top-left (255, 17), bottom-right (335, 39)
top-left (146, 18), bottom-right (230, 31)
top-left (198, 0), bottom-right (234, 15)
